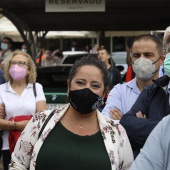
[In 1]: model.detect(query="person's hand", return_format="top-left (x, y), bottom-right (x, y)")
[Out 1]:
top-left (16, 120), bottom-right (30, 131)
top-left (109, 108), bottom-right (122, 120)
top-left (136, 111), bottom-right (146, 118)
top-left (0, 104), bottom-right (5, 119)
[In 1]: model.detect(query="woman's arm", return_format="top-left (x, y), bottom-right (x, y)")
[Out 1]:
top-left (0, 104), bottom-right (5, 119)
top-left (9, 110), bottom-right (49, 170)
top-left (36, 100), bottom-right (47, 112)
top-left (9, 117), bottom-right (36, 170)
top-left (0, 119), bottom-right (29, 131)
top-left (35, 83), bottom-right (47, 112)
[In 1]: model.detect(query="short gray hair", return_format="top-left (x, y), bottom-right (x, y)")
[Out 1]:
top-left (164, 26), bottom-right (170, 39)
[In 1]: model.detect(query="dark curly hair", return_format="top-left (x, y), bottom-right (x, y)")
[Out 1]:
top-left (68, 55), bottom-right (109, 90)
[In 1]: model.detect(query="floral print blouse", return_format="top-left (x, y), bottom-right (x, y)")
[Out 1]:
top-left (9, 104), bottom-right (133, 170)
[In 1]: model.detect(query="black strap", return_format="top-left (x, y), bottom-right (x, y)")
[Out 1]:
top-left (38, 110), bottom-right (55, 139)
top-left (33, 83), bottom-right (37, 97)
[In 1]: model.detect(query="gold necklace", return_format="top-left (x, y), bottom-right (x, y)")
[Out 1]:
top-left (70, 118), bottom-right (84, 128)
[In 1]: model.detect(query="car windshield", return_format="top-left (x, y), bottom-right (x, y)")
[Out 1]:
top-left (111, 52), bottom-right (127, 64)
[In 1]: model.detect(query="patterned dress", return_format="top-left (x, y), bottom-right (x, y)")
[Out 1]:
top-left (9, 104), bottom-right (133, 170)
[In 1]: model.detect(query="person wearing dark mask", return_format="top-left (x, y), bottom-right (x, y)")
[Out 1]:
top-left (0, 37), bottom-right (13, 69)
top-left (120, 35), bottom-right (170, 158)
top-left (9, 56), bottom-right (133, 170)
top-left (103, 34), bottom-right (164, 121)
top-left (0, 50), bottom-right (47, 170)
top-left (41, 50), bottom-right (54, 67)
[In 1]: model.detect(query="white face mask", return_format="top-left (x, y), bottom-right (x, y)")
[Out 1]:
top-left (22, 49), bottom-right (27, 53)
top-left (1, 43), bottom-right (8, 51)
top-left (132, 57), bottom-right (157, 80)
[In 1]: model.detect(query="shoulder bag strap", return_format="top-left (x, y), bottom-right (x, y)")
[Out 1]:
top-left (33, 83), bottom-right (37, 97)
top-left (38, 110), bottom-right (55, 139)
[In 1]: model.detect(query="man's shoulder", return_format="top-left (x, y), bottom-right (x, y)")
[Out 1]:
top-left (161, 115), bottom-right (170, 128)
top-left (109, 66), bottom-right (121, 74)
top-left (154, 75), bottom-right (170, 87)
top-left (144, 75), bottom-right (170, 92)
top-left (139, 79), bottom-right (167, 99)
top-left (109, 81), bottom-right (135, 96)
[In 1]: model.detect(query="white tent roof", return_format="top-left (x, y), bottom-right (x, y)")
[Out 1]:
top-left (0, 16), bottom-right (160, 42)
top-left (46, 31), bottom-right (97, 38)
top-left (0, 17), bottom-right (18, 31)
top-left (0, 16), bottom-right (97, 41)
top-left (0, 16), bottom-right (23, 41)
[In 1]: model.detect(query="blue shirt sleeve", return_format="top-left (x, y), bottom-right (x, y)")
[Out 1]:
top-left (102, 84), bottom-right (123, 118)
top-left (130, 116), bottom-right (169, 170)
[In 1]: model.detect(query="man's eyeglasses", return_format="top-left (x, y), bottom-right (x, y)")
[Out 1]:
top-left (9, 61), bottom-right (29, 67)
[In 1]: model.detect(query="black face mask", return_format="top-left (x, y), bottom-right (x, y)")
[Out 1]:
top-left (68, 88), bottom-right (102, 114)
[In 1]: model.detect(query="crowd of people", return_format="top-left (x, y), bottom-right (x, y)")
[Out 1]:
top-left (0, 26), bottom-right (169, 169)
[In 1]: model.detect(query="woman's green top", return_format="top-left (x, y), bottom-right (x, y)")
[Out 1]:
top-left (36, 121), bottom-right (111, 170)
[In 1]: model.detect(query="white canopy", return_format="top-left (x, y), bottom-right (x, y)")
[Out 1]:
top-left (0, 16), bottom-right (23, 41)
top-left (0, 16), bottom-right (98, 41)
top-left (46, 31), bottom-right (97, 38)
top-left (0, 16), bottom-right (160, 43)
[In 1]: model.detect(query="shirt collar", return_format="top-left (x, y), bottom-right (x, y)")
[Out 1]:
top-left (5, 82), bottom-right (33, 92)
top-left (6, 81), bottom-right (13, 92)
top-left (126, 78), bottom-right (141, 95)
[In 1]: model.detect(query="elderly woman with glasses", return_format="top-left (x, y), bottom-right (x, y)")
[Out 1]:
top-left (0, 50), bottom-right (47, 170)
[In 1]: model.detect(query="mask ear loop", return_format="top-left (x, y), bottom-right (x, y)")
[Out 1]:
top-left (152, 56), bottom-right (162, 74)
top-left (131, 56), bottom-right (141, 65)
top-left (152, 56), bottom-right (161, 65)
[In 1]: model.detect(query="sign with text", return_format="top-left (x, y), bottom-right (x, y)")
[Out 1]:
top-left (45, 0), bottom-right (105, 12)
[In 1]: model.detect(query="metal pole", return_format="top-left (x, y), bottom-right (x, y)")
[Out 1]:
top-left (110, 35), bottom-right (113, 54)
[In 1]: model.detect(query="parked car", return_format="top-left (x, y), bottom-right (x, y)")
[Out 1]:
top-left (111, 51), bottom-right (128, 78)
top-left (61, 51), bottom-right (88, 64)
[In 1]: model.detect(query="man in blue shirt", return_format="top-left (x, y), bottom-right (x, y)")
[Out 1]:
top-left (120, 35), bottom-right (170, 157)
top-left (102, 34), bottom-right (164, 120)
top-left (130, 114), bottom-right (170, 170)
